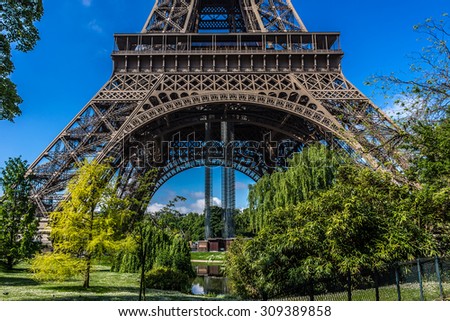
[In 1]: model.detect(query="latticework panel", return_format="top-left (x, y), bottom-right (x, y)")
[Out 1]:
top-left (29, 67), bottom-right (406, 218)
top-left (143, 0), bottom-right (196, 32)
top-left (143, 0), bottom-right (306, 33)
top-left (294, 72), bottom-right (407, 170)
top-left (254, 0), bottom-right (306, 31)
top-left (28, 74), bottom-right (165, 215)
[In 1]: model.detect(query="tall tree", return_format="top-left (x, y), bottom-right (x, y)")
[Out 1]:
top-left (372, 14), bottom-right (450, 254)
top-left (32, 159), bottom-right (132, 288)
top-left (210, 205), bottom-right (224, 238)
top-left (1, 0), bottom-right (44, 121)
top-left (248, 144), bottom-right (342, 231)
top-left (0, 157), bottom-right (39, 269)
top-left (370, 14), bottom-right (449, 125)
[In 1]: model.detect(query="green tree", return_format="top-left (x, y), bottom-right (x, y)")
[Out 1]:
top-left (1, 0), bottom-right (44, 121)
top-left (234, 208), bottom-right (255, 237)
top-left (151, 196), bottom-right (186, 231)
top-left (226, 164), bottom-right (435, 300)
top-left (248, 144), bottom-right (342, 231)
top-left (210, 206), bottom-right (224, 238)
top-left (179, 212), bottom-right (205, 241)
top-left (0, 157), bottom-right (39, 269)
top-left (131, 217), bottom-right (167, 300)
top-left (372, 15), bottom-right (450, 254)
top-left (321, 166), bottom-right (435, 300)
top-left (31, 159), bottom-right (132, 288)
top-left (112, 193), bottom-right (195, 297)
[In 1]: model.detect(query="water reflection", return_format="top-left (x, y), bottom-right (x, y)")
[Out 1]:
top-left (191, 265), bottom-right (229, 295)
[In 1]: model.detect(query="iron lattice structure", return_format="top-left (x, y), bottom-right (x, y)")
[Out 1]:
top-left (29, 0), bottom-right (405, 241)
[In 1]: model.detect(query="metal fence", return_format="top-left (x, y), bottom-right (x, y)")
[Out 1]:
top-left (274, 257), bottom-right (449, 301)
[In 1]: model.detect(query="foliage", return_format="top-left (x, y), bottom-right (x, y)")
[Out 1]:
top-left (248, 144), bottom-right (342, 231)
top-left (0, 157), bottom-right (39, 269)
top-left (112, 217), bottom-right (167, 300)
top-left (407, 119), bottom-right (450, 186)
top-left (226, 164), bottom-right (435, 300)
top-left (113, 222), bottom-right (194, 274)
top-left (322, 166), bottom-right (435, 273)
top-left (371, 14), bottom-right (450, 255)
top-left (112, 192), bottom-right (195, 298)
top-left (148, 199), bottom-right (227, 241)
top-left (234, 208), bottom-right (255, 237)
top-left (150, 196), bottom-right (186, 231)
top-left (165, 233), bottom-right (195, 278)
top-left (31, 159), bottom-right (132, 287)
top-left (209, 206), bottom-right (224, 238)
top-left (368, 14), bottom-right (449, 124)
top-left (31, 253), bottom-right (85, 282)
top-left (0, 0), bottom-right (44, 121)
top-left (145, 266), bottom-right (192, 293)
top-left (179, 212), bottom-right (205, 241)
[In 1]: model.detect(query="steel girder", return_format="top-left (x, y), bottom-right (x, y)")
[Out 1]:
top-left (143, 0), bottom-right (306, 32)
top-left (29, 70), bottom-right (404, 220)
top-left (28, 1), bottom-right (406, 245)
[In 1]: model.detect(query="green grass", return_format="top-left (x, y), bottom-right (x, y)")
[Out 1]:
top-left (190, 252), bottom-right (226, 262)
top-left (274, 282), bottom-right (450, 301)
top-left (3, 262), bottom-right (447, 301)
top-left (0, 263), bottom-right (230, 301)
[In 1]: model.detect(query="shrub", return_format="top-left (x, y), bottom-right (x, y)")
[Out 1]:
top-left (145, 266), bottom-right (192, 293)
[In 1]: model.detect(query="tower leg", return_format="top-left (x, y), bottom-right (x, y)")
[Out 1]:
top-left (205, 119), bottom-right (212, 239)
top-left (221, 121), bottom-right (235, 238)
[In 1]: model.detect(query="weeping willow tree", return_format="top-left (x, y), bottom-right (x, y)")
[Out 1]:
top-left (111, 220), bottom-right (172, 273)
top-left (112, 217), bottom-right (194, 299)
top-left (248, 144), bottom-right (343, 231)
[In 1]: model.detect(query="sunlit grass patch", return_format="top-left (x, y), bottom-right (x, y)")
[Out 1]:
top-left (0, 263), bottom-right (228, 301)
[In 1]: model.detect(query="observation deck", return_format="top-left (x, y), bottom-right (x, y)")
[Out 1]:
top-left (112, 32), bottom-right (343, 73)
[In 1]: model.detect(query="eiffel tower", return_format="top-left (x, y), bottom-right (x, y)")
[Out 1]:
top-left (29, 0), bottom-right (405, 243)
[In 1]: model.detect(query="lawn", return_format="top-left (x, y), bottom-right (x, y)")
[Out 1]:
top-left (274, 282), bottom-right (450, 301)
top-left (2, 262), bottom-right (448, 301)
top-left (0, 263), bottom-right (229, 301)
top-left (190, 251), bottom-right (226, 262)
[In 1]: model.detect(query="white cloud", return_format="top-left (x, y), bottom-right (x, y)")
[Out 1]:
top-left (189, 197), bottom-right (222, 213)
top-left (212, 197), bottom-right (222, 207)
top-left (148, 192), bottom-right (223, 215)
top-left (146, 202), bottom-right (165, 213)
top-left (82, 0), bottom-right (92, 7)
top-left (175, 206), bottom-right (190, 214)
top-left (146, 202), bottom-right (190, 215)
top-left (235, 181), bottom-right (248, 190)
top-left (189, 191), bottom-right (205, 199)
top-left (88, 19), bottom-right (103, 33)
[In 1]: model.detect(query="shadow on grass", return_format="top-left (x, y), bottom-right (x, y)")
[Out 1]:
top-left (0, 276), bottom-right (40, 286)
top-left (0, 267), bottom-right (30, 274)
top-left (23, 293), bottom-right (225, 301)
top-left (40, 285), bottom-right (139, 294)
top-left (22, 295), bottom-right (140, 301)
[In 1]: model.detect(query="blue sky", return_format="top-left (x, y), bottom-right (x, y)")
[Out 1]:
top-left (0, 0), bottom-right (448, 212)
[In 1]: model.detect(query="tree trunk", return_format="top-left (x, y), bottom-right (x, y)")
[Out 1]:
top-left (83, 208), bottom-right (94, 289)
top-left (309, 279), bottom-right (315, 301)
top-left (374, 268), bottom-right (380, 301)
top-left (139, 243), bottom-right (147, 301)
top-left (6, 256), bottom-right (14, 270)
top-left (347, 270), bottom-right (352, 301)
top-left (83, 254), bottom-right (91, 288)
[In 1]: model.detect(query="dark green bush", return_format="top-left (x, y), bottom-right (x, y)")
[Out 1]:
top-left (145, 266), bottom-right (192, 293)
